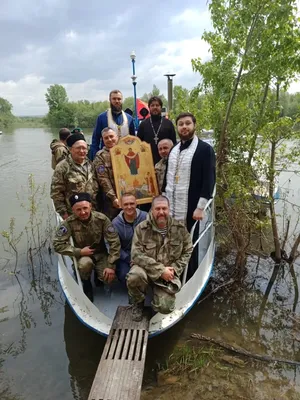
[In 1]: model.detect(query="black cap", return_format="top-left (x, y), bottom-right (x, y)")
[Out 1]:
top-left (66, 133), bottom-right (86, 147)
top-left (69, 193), bottom-right (91, 207)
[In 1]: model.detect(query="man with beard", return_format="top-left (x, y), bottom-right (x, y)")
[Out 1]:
top-left (90, 90), bottom-right (135, 160)
top-left (163, 112), bottom-right (216, 279)
top-left (137, 96), bottom-right (177, 165)
top-left (155, 139), bottom-right (173, 193)
top-left (127, 195), bottom-right (193, 321)
top-left (53, 192), bottom-right (121, 302)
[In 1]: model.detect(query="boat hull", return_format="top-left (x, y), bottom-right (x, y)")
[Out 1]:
top-left (58, 226), bottom-right (215, 337)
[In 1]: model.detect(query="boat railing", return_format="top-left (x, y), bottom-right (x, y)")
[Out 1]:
top-left (182, 186), bottom-right (216, 285)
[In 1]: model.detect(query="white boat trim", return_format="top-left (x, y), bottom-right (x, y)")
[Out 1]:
top-left (56, 191), bottom-right (216, 337)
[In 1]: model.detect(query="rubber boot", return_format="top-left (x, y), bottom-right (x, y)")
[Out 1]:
top-left (82, 279), bottom-right (94, 303)
top-left (131, 302), bottom-right (144, 322)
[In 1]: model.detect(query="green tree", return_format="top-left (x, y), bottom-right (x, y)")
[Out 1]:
top-left (122, 97), bottom-right (134, 112)
top-left (141, 85), bottom-right (167, 105)
top-left (45, 84), bottom-right (68, 111)
top-left (192, 0), bottom-right (300, 270)
top-left (0, 97), bottom-right (15, 127)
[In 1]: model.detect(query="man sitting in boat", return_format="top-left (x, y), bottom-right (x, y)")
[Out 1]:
top-left (50, 128), bottom-right (71, 170)
top-left (93, 128), bottom-right (120, 220)
top-left (112, 193), bottom-right (147, 287)
top-left (155, 139), bottom-right (174, 193)
top-left (53, 192), bottom-right (121, 302)
top-left (51, 133), bottom-right (99, 220)
top-left (127, 195), bottom-right (193, 321)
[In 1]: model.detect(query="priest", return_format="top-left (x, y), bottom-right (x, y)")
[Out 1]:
top-left (137, 96), bottom-right (177, 165)
top-left (163, 112), bottom-right (216, 279)
top-left (90, 90), bottom-right (135, 160)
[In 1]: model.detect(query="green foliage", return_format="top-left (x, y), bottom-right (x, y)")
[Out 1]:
top-left (14, 116), bottom-right (46, 128)
top-left (45, 84), bottom-right (68, 111)
top-left (122, 96), bottom-right (134, 111)
top-left (280, 92), bottom-right (300, 119)
top-left (162, 343), bottom-right (216, 374)
top-left (190, 0), bottom-right (300, 266)
top-left (0, 97), bottom-right (15, 128)
top-left (141, 84), bottom-right (167, 105)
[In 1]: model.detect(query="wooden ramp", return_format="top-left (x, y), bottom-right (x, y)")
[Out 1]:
top-left (88, 306), bottom-right (149, 400)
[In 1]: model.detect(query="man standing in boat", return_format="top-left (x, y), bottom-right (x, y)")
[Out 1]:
top-left (53, 193), bottom-right (121, 302)
top-left (93, 128), bottom-right (120, 219)
top-left (90, 90), bottom-right (135, 160)
top-left (112, 193), bottom-right (147, 287)
top-left (51, 133), bottom-right (99, 219)
top-left (50, 128), bottom-right (71, 170)
top-left (127, 195), bottom-right (193, 321)
top-left (137, 96), bottom-right (177, 165)
top-left (155, 138), bottom-right (173, 193)
top-left (163, 112), bottom-right (216, 279)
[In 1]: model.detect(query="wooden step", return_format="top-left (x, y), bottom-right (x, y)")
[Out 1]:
top-left (88, 306), bottom-right (149, 400)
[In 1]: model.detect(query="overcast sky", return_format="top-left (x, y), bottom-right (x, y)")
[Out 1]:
top-left (0, 0), bottom-right (213, 115)
top-left (1, 0), bottom-right (300, 116)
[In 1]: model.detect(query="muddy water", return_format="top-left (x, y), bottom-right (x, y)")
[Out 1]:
top-left (0, 128), bottom-right (300, 399)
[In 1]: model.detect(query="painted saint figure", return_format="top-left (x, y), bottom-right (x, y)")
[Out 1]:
top-left (145, 172), bottom-right (156, 195)
top-left (124, 148), bottom-right (140, 175)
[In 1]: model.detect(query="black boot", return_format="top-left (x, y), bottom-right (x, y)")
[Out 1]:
top-left (82, 280), bottom-right (94, 303)
top-left (131, 302), bottom-right (144, 322)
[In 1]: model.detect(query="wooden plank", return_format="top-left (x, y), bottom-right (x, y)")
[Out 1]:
top-left (88, 306), bottom-right (149, 400)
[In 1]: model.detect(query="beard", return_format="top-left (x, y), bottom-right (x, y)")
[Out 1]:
top-left (179, 128), bottom-right (195, 141)
top-left (111, 103), bottom-right (122, 113)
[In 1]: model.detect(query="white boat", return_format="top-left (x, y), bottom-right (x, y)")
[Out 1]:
top-left (56, 194), bottom-right (215, 338)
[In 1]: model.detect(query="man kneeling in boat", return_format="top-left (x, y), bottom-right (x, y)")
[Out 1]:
top-left (127, 195), bottom-right (193, 321)
top-left (53, 192), bottom-right (121, 302)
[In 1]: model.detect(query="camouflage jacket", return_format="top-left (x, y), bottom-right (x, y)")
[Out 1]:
top-left (50, 140), bottom-right (70, 170)
top-left (155, 158), bottom-right (167, 194)
top-left (53, 211), bottom-right (121, 268)
top-left (93, 147), bottom-right (117, 202)
top-left (50, 154), bottom-right (99, 216)
top-left (131, 213), bottom-right (193, 291)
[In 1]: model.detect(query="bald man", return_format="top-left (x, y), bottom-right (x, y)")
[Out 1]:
top-left (155, 139), bottom-right (174, 193)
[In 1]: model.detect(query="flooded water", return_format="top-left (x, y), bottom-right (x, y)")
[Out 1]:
top-left (0, 128), bottom-right (300, 399)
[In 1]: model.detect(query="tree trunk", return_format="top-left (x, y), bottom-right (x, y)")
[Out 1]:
top-left (218, 4), bottom-right (265, 169)
top-left (288, 234), bottom-right (300, 263)
top-left (269, 140), bottom-right (281, 261)
top-left (248, 81), bottom-right (269, 166)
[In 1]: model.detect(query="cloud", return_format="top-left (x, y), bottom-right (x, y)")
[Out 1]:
top-left (171, 8), bottom-right (211, 29)
top-left (0, 1), bottom-right (211, 115)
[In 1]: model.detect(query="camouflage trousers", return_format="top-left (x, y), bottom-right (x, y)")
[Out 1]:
top-left (77, 253), bottom-right (109, 282)
top-left (126, 266), bottom-right (178, 315)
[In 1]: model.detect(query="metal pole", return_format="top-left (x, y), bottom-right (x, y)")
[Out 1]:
top-left (130, 52), bottom-right (139, 130)
top-left (167, 77), bottom-right (173, 111)
top-left (164, 73), bottom-right (176, 113)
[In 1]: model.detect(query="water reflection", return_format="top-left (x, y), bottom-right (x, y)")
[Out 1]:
top-left (1, 247), bottom-right (62, 358)
top-left (63, 303), bottom-right (105, 400)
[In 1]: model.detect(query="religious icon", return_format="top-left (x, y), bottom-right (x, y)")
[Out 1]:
top-left (110, 136), bottom-right (159, 204)
top-left (145, 172), bottom-right (156, 196)
top-left (124, 148), bottom-right (140, 175)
